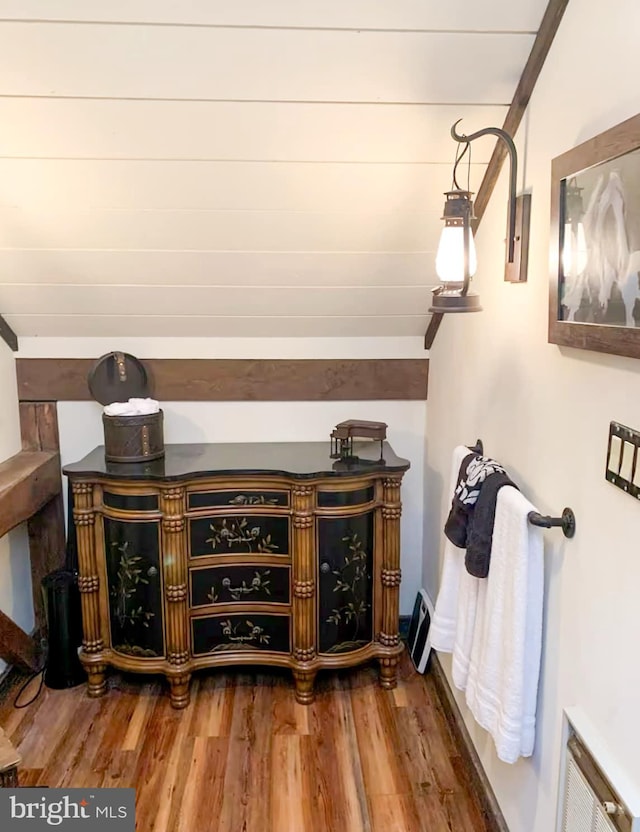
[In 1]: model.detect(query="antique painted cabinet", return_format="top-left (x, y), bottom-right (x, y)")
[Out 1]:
top-left (63, 441), bottom-right (410, 708)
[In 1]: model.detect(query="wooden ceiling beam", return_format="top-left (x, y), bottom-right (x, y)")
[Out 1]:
top-left (0, 314), bottom-right (18, 352)
top-left (0, 609), bottom-right (41, 673)
top-left (472, 0), bottom-right (571, 228)
top-left (424, 313), bottom-right (444, 350)
top-left (425, 0), bottom-right (571, 351)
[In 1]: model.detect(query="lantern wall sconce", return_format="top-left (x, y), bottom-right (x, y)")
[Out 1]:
top-left (430, 120), bottom-right (531, 314)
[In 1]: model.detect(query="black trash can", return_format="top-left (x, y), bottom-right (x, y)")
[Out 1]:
top-left (41, 569), bottom-right (86, 689)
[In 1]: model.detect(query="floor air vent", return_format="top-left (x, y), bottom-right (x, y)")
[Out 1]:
top-left (562, 735), bottom-right (632, 832)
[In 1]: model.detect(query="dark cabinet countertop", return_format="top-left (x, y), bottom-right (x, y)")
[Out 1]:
top-left (63, 441), bottom-right (410, 482)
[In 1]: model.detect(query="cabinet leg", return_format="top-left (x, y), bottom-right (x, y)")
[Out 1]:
top-left (378, 657), bottom-right (398, 690)
top-left (168, 673), bottom-right (191, 710)
top-left (293, 669), bottom-right (317, 705)
top-left (86, 664), bottom-right (107, 698)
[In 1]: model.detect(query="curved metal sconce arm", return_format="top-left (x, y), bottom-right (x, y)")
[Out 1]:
top-left (450, 119), bottom-right (518, 264)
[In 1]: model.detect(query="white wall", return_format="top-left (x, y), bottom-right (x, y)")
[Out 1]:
top-left (0, 344), bottom-right (33, 675)
top-left (18, 335), bottom-right (428, 615)
top-left (424, 1), bottom-right (640, 829)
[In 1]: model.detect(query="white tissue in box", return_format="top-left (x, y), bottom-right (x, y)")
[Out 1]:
top-left (103, 398), bottom-right (160, 417)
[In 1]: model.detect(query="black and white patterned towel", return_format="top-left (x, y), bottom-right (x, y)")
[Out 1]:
top-left (444, 452), bottom-right (518, 578)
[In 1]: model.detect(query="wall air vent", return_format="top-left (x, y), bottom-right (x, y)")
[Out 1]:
top-left (561, 734), bottom-right (632, 832)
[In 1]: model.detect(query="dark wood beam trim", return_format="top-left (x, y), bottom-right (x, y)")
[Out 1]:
top-left (26, 499), bottom-right (67, 634)
top-left (20, 401), bottom-right (62, 453)
top-left (473, 0), bottom-right (570, 227)
top-left (0, 314), bottom-right (17, 352)
top-left (19, 402), bottom-right (67, 632)
top-left (0, 609), bottom-right (41, 673)
top-left (0, 450), bottom-right (61, 540)
top-left (430, 654), bottom-right (509, 832)
top-left (424, 0), bottom-right (570, 350)
top-left (16, 358), bottom-right (429, 402)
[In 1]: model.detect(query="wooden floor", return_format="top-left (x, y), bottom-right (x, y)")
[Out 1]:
top-left (0, 654), bottom-right (491, 832)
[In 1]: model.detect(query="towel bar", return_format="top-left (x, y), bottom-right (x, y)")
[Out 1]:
top-left (467, 439), bottom-right (576, 538)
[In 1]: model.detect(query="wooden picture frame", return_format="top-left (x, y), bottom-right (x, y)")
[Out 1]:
top-left (549, 112), bottom-right (640, 358)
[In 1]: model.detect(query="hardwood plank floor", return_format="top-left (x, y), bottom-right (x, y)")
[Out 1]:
top-left (0, 655), bottom-right (492, 832)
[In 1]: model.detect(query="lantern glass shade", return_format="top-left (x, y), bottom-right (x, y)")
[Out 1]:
top-left (562, 221), bottom-right (588, 278)
top-left (435, 225), bottom-right (477, 284)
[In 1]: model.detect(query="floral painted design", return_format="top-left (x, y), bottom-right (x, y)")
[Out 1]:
top-left (228, 494), bottom-right (279, 506)
top-left (205, 517), bottom-right (279, 554)
top-left (454, 455), bottom-right (507, 506)
top-left (109, 540), bottom-right (158, 657)
top-left (207, 570), bottom-right (272, 603)
top-left (209, 619), bottom-right (271, 652)
top-left (325, 531), bottom-right (371, 653)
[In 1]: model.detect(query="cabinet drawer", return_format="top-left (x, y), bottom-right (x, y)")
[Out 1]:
top-left (190, 564), bottom-right (290, 608)
top-left (191, 613), bottom-right (290, 656)
top-left (189, 515), bottom-right (290, 558)
top-left (103, 491), bottom-right (159, 512)
top-left (317, 486), bottom-right (375, 508)
top-left (188, 490), bottom-right (289, 510)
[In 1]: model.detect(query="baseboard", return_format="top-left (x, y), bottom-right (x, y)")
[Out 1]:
top-left (430, 653), bottom-right (510, 832)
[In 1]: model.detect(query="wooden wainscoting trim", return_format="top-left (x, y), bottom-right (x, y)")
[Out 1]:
top-left (0, 450), bottom-right (61, 540)
top-left (16, 358), bottom-right (429, 402)
top-left (430, 653), bottom-right (509, 832)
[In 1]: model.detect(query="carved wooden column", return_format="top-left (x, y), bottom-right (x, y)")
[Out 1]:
top-left (291, 483), bottom-right (316, 704)
top-left (379, 475), bottom-right (403, 689)
top-left (0, 727), bottom-right (20, 788)
top-left (72, 481), bottom-right (106, 696)
top-left (160, 485), bottom-right (190, 708)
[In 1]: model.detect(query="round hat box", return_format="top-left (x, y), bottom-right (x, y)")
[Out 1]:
top-left (87, 351), bottom-right (164, 463)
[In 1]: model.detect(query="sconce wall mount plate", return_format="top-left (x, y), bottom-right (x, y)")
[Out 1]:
top-left (504, 192), bottom-right (531, 284)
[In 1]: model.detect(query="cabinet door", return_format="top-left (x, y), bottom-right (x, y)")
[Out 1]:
top-left (104, 518), bottom-right (164, 658)
top-left (317, 511), bottom-right (374, 654)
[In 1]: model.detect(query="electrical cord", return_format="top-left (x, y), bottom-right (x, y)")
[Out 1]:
top-left (13, 664), bottom-right (46, 709)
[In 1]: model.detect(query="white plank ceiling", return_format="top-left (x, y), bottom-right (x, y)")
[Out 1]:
top-left (0, 0), bottom-right (549, 338)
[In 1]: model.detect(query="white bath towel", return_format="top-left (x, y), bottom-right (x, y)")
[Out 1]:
top-left (464, 485), bottom-right (544, 763)
top-left (104, 397), bottom-right (160, 416)
top-left (451, 563), bottom-right (482, 691)
top-left (431, 445), bottom-right (482, 692)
